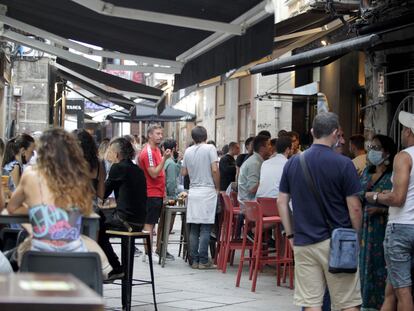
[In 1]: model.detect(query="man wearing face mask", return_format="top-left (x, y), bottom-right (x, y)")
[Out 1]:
top-left (366, 111), bottom-right (414, 310)
top-left (278, 112), bottom-right (362, 311)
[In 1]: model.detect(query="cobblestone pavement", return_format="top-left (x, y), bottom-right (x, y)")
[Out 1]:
top-left (104, 220), bottom-right (298, 311)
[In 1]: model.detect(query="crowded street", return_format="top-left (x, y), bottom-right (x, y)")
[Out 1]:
top-left (0, 1), bottom-right (414, 311)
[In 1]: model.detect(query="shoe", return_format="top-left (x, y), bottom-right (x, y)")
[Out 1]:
top-left (198, 261), bottom-right (217, 270)
top-left (166, 252), bottom-right (175, 261)
top-left (155, 251), bottom-right (175, 261)
top-left (169, 231), bottom-right (175, 235)
top-left (191, 262), bottom-right (199, 269)
top-left (104, 267), bottom-right (124, 283)
top-left (135, 247), bottom-right (143, 257)
top-left (142, 252), bottom-right (158, 263)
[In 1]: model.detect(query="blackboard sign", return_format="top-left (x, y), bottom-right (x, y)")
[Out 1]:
top-left (66, 99), bottom-right (84, 129)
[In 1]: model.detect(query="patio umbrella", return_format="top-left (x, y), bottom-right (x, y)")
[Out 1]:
top-left (107, 105), bottom-right (196, 123)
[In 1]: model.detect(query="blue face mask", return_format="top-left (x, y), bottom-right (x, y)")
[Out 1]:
top-left (368, 150), bottom-right (384, 166)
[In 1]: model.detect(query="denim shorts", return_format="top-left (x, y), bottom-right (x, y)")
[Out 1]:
top-left (384, 223), bottom-right (414, 289)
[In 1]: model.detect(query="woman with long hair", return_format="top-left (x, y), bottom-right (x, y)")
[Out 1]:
top-left (359, 134), bottom-right (397, 310)
top-left (7, 128), bottom-right (94, 252)
top-left (75, 130), bottom-right (105, 200)
top-left (2, 134), bottom-right (35, 192)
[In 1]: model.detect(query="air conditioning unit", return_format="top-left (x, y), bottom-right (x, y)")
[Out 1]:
top-left (13, 86), bottom-right (23, 97)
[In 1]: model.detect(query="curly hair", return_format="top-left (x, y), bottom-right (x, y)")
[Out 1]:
top-left (75, 129), bottom-right (99, 172)
top-left (37, 128), bottom-right (93, 215)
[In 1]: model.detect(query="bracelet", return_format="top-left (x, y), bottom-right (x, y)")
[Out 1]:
top-left (286, 234), bottom-right (294, 239)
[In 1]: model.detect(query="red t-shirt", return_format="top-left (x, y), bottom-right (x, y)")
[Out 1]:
top-left (138, 144), bottom-right (165, 198)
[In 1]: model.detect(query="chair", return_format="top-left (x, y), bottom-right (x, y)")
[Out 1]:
top-left (236, 200), bottom-right (294, 292)
top-left (218, 192), bottom-right (252, 273)
top-left (0, 228), bottom-right (23, 251)
top-left (20, 251), bottom-right (103, 295)
top-left (106, 230), bottom-right (157, 311)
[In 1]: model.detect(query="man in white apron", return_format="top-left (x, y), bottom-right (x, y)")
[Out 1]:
top-left (182, 126), bottom-right (220, 269)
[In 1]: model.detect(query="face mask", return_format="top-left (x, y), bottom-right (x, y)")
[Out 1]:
top-left (368, 150), bottom-right (384, 166)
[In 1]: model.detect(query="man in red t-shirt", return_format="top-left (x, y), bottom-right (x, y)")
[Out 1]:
top-left (138, 124), bottom-right (171, 258)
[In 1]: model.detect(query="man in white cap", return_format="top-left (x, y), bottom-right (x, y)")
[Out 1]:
top-left (366, 111), bottom-right (414, 310)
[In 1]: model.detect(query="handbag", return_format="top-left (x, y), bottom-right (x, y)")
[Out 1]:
top-left (299, 152), bottom-right (359, 274)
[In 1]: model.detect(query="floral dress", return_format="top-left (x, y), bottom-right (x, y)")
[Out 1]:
top-left (359, 167), bottom-right (392, 311)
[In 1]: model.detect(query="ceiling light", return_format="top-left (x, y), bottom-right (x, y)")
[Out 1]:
top-left (321, 40), bottom-right (328, 46)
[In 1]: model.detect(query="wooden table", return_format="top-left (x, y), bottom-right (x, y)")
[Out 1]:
top-left (0, 211), bottom-right (100, 241)
top-left (0, 273), bottom-right (104, 311)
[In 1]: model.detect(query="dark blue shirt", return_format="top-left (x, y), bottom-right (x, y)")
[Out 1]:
top-left (279, 144), bottom-right (361, 246)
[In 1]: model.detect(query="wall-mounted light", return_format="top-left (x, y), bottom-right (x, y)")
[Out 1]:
top-left (321, 40), bottom-right (328, 46)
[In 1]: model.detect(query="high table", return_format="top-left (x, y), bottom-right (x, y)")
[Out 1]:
top-left (159, 204), bottom-right (187, 267)
top-left (0, 211), bottom-right (100, 241)
top-left (0, 273), bottom-right (104, 311)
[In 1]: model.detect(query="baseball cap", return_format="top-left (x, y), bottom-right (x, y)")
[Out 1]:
top-left (399, 111), bottom-right (414, 133)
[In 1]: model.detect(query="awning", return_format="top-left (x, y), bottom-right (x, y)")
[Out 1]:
top-left (54, 66), bottom-right (142, 110)
top-left (56, 58), bottom-right (163, 101)
top-left (251, 34), bottom-right (381, 75)
top-left (107, 105), bottom-right (196, 123)
top-left (0, 0), bottom-right (274, 91)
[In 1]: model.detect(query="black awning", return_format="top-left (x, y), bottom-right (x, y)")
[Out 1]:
top-left (107, 105), bottom-right (196, 123)
top-left (273, 10), bottom-right (336, 50)
top-left (251, 34), bottom-right (381, 75)
top-left (56, 58), bottom-right (163, 101)
top-left (55, 68), bottom-right (137, 110)
top-left (173, 16), bottom-right (273, 91)
top-left (1, 0), bottom-right (273, 91)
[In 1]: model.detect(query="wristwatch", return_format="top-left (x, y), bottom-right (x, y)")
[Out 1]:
top-left (373, 192), bottom-right (379, 204)
top-left (286, 234), bottom-right (294, 239)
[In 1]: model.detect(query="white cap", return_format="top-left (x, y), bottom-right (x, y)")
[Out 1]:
top-left (399, 111), bottom-right (414, 133)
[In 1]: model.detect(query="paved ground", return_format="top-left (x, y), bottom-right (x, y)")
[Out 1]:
top-left (104, 219), bottom-right (299, 311)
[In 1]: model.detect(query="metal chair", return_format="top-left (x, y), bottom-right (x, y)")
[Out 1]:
top-left (20, 251), bottom-right (103, 295)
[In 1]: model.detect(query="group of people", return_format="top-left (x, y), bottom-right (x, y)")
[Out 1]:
top-left (1, 109), bottom-right (414, 310)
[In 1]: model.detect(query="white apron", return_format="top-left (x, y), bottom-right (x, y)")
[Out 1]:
top-left (186, 187), bottom-right (217, 224)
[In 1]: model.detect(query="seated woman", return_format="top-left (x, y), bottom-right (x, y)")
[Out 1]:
top-left (2, 134), bottom-right (35, 193)
top-left (7, 128), bottom-right (94, 252)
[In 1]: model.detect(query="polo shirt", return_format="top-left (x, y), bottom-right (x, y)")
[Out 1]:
top-left (138, 144), bottom-right (165, 198)
top-left (279, 144), bottom-right (361, 246)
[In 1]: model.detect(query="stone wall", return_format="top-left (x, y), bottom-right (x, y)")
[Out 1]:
top-left (12, 58), bottom-right (50, 133)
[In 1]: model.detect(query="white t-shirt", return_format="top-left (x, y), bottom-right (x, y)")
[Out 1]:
top-left (388, 146), bottom-right (414, 224)
top-left (256, 154), bottom-right (288, 199)
top-left (182, 143), bottom-right (218, 188)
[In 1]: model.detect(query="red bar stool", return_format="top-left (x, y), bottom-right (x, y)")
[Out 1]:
top-left (218, 192), bottom-right (252, 273)
top-left (236, 200), bottom-right (294, 292)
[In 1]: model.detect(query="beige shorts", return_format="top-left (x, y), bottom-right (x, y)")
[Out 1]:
top-left (293, 239), bottom-right (362, 310)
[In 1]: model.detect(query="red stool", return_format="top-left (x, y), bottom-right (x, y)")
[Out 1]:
top-left (236, 200), bottom-right (294, 292)
top-left (218, 192), bottom-right (252, 273)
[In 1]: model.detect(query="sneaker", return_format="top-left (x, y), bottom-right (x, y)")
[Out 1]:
top-left (198, 261), bottom-right (217, 270)
top-left (135, 247), bottom-right (143, 257)
top-left (166, 252), bottom-right (175, 261)
top-left (191, 262), bottom-right (199, 269)
top-left (104, 267), bottom-right (124, 283)
top-left (155, 251), bottom-right (175, 261)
